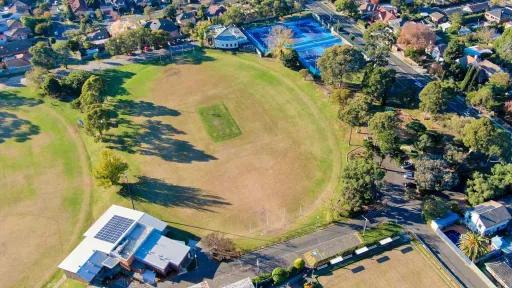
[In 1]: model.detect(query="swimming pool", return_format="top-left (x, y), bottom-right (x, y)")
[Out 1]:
top-left (244, 17), bottom-right (343, 75)
top-left (444, 230), bottom-right (461, 245)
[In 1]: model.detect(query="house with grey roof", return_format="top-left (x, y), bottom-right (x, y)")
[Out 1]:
top-left (208, 24), bottom-right (248, 49)
top-left (58, 205), bottom-right (192, 285)
top-left (463, 2), bottom-right (489, 14)
top-left (465, 200), bottom-right (512, 236)
top-left (486, 253), bottom-right (512, 288)
top-left (485, 7), bottom-right (512, 24)
top-left (144, 18), bottom-right (180, 38)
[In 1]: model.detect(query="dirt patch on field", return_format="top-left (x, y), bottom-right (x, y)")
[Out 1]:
top-left (109, 53), bottom-right (340, 238)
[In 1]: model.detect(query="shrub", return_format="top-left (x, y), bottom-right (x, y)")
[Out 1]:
top-left (39, 74), bottom-right (61, 98)
top-left (203, 233), bottom-right (240, 261)
top-left (271, 267), bottom-right (289, 285)
top-left (293, 257), bottom-right (305, 270)
top-left (252, 272), bottom-right (272, 285)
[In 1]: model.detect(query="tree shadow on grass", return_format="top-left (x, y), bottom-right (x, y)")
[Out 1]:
top-left (0, 111), bottom-right (40, 144)
top-left (105, 119), bottom-right (216, 163)
top-left (114, 99), bottom-right (181, 118)
top-left (0, 91), bottom-right (43, 109)
top-left (134, 49), bottom-right (216, 67)
top-left (100, 69), bottom-right (136, 98)
top-left (121, 176), bottom-right (230, 212)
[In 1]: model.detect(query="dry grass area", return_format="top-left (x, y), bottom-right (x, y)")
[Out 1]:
top-left (104, 50), bottom-right (346, 246)
top-left (0, 91), bottom-right (92, 288)
top-left (318, 244), bottom-right (454, 288)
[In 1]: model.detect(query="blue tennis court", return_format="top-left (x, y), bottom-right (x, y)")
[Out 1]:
top-left (244, 17), bottom-right (343, 75)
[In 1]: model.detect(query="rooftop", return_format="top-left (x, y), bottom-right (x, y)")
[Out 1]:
top-left (472, 200), bottom-right (511, 228)
top-left (486, 254), bottom-right (512, 288)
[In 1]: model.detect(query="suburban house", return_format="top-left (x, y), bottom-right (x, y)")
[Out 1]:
top-left (485, 253), bottom-right (512, 288)
top-left (485, 7), bottom-right (512, 24)
top-left (5, 27), bottom-right (30, 41)
top-left (207, 24), bottom-right (248, 49)
top-left (87, 28), bottom-right (111, 47)
top-left (2, 52), bottom-right (31, 73)
top-left (68, 0), bottom-right (89, 15)
top-left (373, 7), bottom-right (398, 24)
top-left (425, 43), bottom-right (447, 62)
top-left (388, 18), bottom-right (403, 33)
top-left (58, 205), bottom-right (192, 284)
top-left (465, 200), bottom-right (512, 236)
top-left (6, 19), bottom-right (23, 31)
top-left (430, 11), bottom-right (447, 25)
top-left (206, 4), bottom-right (226, 19)
top-left (359, 1), bottom-right (379, 17)
top-left (176, 11), bottom-right (197, 26)
top-left (8, 0), bottom-right (30, 15)
top-left (463, 2), bottom-right (489, 14)
top-left (0, 38), bottom-right (35, 60)
top-left (464, 45), bottom-right (493, 59)
top-left (144, 18), bottom-right (180, 38)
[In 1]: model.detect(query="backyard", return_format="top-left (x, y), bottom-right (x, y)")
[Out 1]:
top-left (0, 49), bottom-right (350, 287)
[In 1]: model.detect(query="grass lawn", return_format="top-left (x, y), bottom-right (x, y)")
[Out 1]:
top-left (0, 89), bottom-right (96, 288)
top-left (198, 103), bottom-right (242, 142)
top-left (359, 222), bottom-right (403, 245)
top-left (317, 243), bottom-right (456, 288)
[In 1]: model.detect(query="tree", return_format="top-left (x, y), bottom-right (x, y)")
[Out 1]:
top-left (362, 67), bottom-right (396, 105)
top-left (397, 22), bottom-right (435, 51)
top-left (489, 72), bottom-right (511, 94)
top-left (490, 164), bottom-right (512, 193)
top-left (21, 16), bottom-right (50, 33)
top-left (61, 70), bottom-right (92, 98)
top-left (494, 28), bottom-right (512, 64)
top-left (84, 104), bottom-right (113, 141)
top-left (447, 13), bottom-right (463, 34)
top-left (422, 195), bottom-right (449, 221)
top-left (363, 22), bottom-right (395, 66)
top-left (39, 74), bottom-right (61, 98)
top-left (85, 0), bottom-right (100, 9)
top-left (191, 21), bottom-right (209, 45)
top-left (222, 6), bottom-right (245, 25)
top-left (293, 258), bottom-right (305, 270)
top-left (94, 150), bottom-right (128, 187)
top-left (331, 88), bottom-right (352, 106)
top-left (415, 158), bottom-right (459, 192)
top-left (335, 0), bottom-right (359, 17)
top-left (443, 39), bottom-right (465, 64)
top-left (318, 45), bottom-right (365, 87)
top-left (467, 172), bottom-right (495, 206)
top-left (203, 233), bottom-right (240, 261)
top-left (29, 42), bottom-right (58, 69)
top-left (268, 26), bottom-right (293, 58)
top-left (459, 232), bottom-right (488, 262)
top-left (419, 80), bottom-right (455, 115)
top-left (461, 118), bottom-right (511, 161)
top-left (34, 22), bottom-right (51, 36)
top-left (74, 75), bottom-right (104, 111)
top-left (467, 85), bottom-right (502, 112)
top-left (338, 94), bottom-right (372, 126)
top-left (163, 4), bottom-right (177, 19)
top-left (405, 120), bottom-right (427, 136)
top-left (53, 40), bottom-right (71, 68)
top-left (368, 112), bottom-right (400, 155)
top-left (338, 157), bottom-right (384, 216)
top-left (272, 267), bottom-right (289, 285)
top-left (25, 66), bottom-right (49, 90)
top-left (280, 48), bottom-right (301, 70)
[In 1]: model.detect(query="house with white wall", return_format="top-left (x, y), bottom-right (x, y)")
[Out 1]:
top-left (465, 200), bottom-right (512, 236)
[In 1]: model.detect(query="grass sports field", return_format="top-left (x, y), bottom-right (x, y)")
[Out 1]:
top-left (318, 243), bottom-right (457, 288)
top-left (0, 49), bottom-right (349, 287)
top-left (0, 90), bottom-right (93, 288)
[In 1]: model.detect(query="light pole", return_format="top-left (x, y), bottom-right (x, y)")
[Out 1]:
top-left (362, 215), bottom-right (369, 236)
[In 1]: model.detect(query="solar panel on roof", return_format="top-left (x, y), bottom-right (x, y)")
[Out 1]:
top-left (94, 215), bottom-right (134, 243)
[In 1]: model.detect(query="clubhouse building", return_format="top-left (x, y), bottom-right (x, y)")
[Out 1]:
top-left (58, 205), bottom-right (192, 284)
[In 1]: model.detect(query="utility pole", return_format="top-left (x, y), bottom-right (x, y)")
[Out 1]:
top-left (362, 215), bottom-right (369, 236)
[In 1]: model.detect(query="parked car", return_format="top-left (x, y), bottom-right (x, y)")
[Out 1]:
top-left (401, 161), bottom-right (414, 170)
top-left (404, 171), bottom-right (414, 180)
top-left (404, 182), bottom-right (416, 189)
